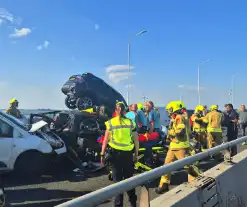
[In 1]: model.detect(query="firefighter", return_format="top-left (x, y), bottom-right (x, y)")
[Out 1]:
top-left (6, 98), bottom-right (21, 118)
top-left (178, 101), bottom-right (192, 138)
top-left (155, 101), bottom-right (201, 194)
top-left (101, 102), bottom-right (139, 207)
top-left (203, 104), bottom-right (223, 149)
top-left (191, 105), bottom-right (207, 152)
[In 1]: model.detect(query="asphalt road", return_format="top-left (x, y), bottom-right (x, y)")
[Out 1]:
top-left (4, 145), bottom-right (247, 207)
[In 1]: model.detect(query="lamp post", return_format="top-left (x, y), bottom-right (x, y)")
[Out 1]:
top-left (127, 29), bottom-right (147, 105)
top-left (231, 74), bottom-right (236, 105)
top-left (141, 95), bottom-right (148, 103)
top-left (197, 59), bottom-right (211, 105)
top-left (178, 84), bottom-right (185, 101)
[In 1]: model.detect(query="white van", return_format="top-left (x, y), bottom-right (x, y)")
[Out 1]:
top-left (0, 110), bottom-right (67, 174)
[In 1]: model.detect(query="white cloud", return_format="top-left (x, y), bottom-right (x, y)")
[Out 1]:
top-left (37, 45), bottom-right (42, 50)
top-left (0, 8), bottom-right (21, 25)
top-left (9, 28), bottom-right (31, 38)
top-left (105, 65), bottom-right (135, 83)
top-left (37, 40), bottom-right (50, 50)
top-left (43, 40), bottom-right (50, 48)
top-left (108, 71), bottom-right (136, 83)
top-left (94, 24), bottom-right (99, 30)
top-left (178, 84), bottom-right (205, 91)
top-left (105, 65), bottom-right (135, 73)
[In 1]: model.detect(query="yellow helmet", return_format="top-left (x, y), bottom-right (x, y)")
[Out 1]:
top-left (195, 105), bottom-right (204, 113)
top-left (176, 101), bottom-right (185, 109)
top-left (166, 101), bottom-right (183, 114)
top-left (9, 98), bottom-right (18, 104)
top-left (137, 103), bottom-right (144, 110)
top-left (210, 104), bottom-right (218, 111)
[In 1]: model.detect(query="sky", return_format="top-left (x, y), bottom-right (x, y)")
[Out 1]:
top-left (1, 0), bottom-right (247, 110)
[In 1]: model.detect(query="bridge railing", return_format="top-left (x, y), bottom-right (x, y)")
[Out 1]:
top-left (55, 136), bottom-right (247, 207)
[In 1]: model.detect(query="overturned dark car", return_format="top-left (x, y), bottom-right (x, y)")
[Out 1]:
top-left (29, 110), bottom-right (108, 172)
top-left (61, 72), bottom-right (127, 111)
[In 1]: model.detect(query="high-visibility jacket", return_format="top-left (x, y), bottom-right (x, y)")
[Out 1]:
top-left (203, 110), bottom-right (222, 133)
top-left (105, 116), bottom-right (135, 151)
top-left (168, 114), bottom-right (190, 149)
top-left (182, 111), bottom-right (192, 140)
top-left (191, 114), bottom-right (206, 132)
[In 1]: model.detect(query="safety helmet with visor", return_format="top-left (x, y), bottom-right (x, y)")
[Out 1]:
top-left (210, 104), bottom-right (218, 111)
top-left (166, 101), bottom-right (183, 115)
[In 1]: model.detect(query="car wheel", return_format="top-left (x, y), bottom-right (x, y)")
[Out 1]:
top-left (76, 97), bottom-right (93, 110)
top-left (65, 96), bottom-right (77, 109)
top-left (0, 189), bottom-right (5, 207)
top-left (14, 151), bottom-right (46, 176)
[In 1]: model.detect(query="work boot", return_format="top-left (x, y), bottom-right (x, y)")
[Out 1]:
top-left (155, 183), bottom-right (169, 194)
top-left (128, 202), bottom-right (136, 207)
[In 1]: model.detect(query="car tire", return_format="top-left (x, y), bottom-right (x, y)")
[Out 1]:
top-left (65, 96), bottom-right (77, 109)
top-left (14, 151), bottom-right (46, 177)
top-left (76, 96), bottom-right (94, 110)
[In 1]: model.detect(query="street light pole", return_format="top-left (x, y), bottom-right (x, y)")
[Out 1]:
top-left (231, 74), bottom-right (236, 105)
top-left (127, 29), bottom-right (147, 105)
top-left (178, 84), bottom-right (185, 102)
top-left (142, 96), bottom-right (148, 103)
top-left (197, 59), bottom-right (211, 105)
top-left (127, 42), bottom-right (130, 106)
top-left (197, 64), bottom-right (200, 105)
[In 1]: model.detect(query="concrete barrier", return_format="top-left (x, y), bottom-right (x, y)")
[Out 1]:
top-left (151, 149), bottom-right (247, 207)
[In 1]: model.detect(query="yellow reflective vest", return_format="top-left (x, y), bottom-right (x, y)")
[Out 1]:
top-left (105, 117), bottom-right (135, 151)
top-left (168, 114), bottom-right (190, 149)
top-left (203, 110), bottom-right (222, 133)
top-left (191, 114), bottom-right (206, 132)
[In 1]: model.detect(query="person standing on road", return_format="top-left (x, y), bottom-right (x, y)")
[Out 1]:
top-left (203, 105), bottom-right (223, 149)
top-left (145, 101), bottom-right (161, 133)
top-left (155, 101), bottom-right (200, 194)
top-left (101, 102), bottom-right (139, 207)
top-left (238, 104), bottom-right (247, 137)
top-left (191, 105), bottom-right (207, 152)
top-left (136, 103), bottom-right (148, 134)
top-left (224, 104), bottom-right (239, 156)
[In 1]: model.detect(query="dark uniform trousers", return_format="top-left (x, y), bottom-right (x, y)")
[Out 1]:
top-left (227, 124), bottom-right (238, 156)
top-left (110, 149), bottom-right (137, 207)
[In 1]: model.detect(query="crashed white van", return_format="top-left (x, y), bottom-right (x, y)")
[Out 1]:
top-left (0, 110), bottom-right (66, 174)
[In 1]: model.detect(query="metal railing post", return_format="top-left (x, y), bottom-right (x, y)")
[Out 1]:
top-left (140, 184), bottom-right (150, 207)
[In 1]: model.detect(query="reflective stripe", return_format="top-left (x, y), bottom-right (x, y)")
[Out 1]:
top-left (108, 120), bottom-right (132, 130)
top-left (110, 140), bottom-right (131, 147)
top-left (108, 119), bottom-right (134, 150)
top-left (207, 127), bottom-right (222, 132)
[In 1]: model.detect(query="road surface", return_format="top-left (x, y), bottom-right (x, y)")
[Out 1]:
top-left (4, 145), bottom-right (246, 207)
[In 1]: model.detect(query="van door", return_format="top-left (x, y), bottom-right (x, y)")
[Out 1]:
top-left (0, 119), bottom-right (14, 169)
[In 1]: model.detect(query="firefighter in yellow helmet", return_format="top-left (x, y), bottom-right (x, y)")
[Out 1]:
top-left (191, 105), bottom-right (207, 152)
top-left (6, 98), bottom-right (21, 118)
top-left (101, 102), bottom-right (139, 206)
top-left (203, 104), bottom-right (223, 150)
top-left (155, 101), bottom-right (201, 194)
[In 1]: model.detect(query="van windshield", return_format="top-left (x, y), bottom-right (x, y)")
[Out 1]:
top-left (0, 111), bottom-right (29, 131)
